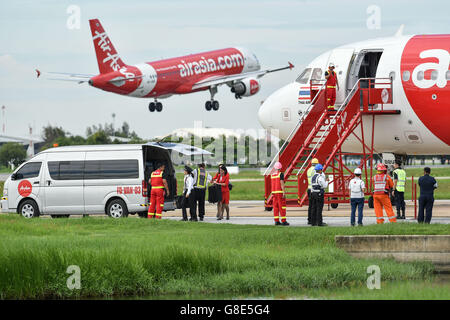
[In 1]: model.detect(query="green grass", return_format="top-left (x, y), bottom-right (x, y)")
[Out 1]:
top-left (0, 215), bottom-right (448, 299)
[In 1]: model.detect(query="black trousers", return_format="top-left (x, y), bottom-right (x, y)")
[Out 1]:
top-left (418, 195), bottom-right (434, 223)
top-left (192, 188), bottom-right (206, 219)
top-left (394, 190), bottom-right (405, 215)
top-left (307, 189), bottom-right (312, 224)
top-left (310, 192), bottom-right (324, 226)
top-left (181, 191), bottom-right (195, 220)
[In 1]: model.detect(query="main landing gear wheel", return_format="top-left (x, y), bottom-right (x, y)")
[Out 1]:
top-left (149, 102), bottom-right (163, 112)
top-left (205, 100), bottom-right (219, 111)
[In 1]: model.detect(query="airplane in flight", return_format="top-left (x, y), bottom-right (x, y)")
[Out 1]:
top-left (39, 19), bottom-right (294, 112)
top-left (258, 32), bottom-right (450, 158)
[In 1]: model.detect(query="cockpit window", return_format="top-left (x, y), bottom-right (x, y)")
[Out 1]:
top-left (295, 68), bottom-right (312, 84)
top-left (311, 68), bottom-right (323, 81)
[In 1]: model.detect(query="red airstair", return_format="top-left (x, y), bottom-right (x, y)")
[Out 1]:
top-left (264, 77), bottom-right (400, 209)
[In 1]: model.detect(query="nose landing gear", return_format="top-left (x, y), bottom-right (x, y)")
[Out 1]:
top-left (149, 100), bottom-right (163, 112)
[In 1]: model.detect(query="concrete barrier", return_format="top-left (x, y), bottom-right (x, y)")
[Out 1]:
top-left (335, 235), bottom-right (450, 271)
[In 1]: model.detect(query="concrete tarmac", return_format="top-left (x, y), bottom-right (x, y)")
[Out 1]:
top-left (163, 200), bottom-right (450, 226)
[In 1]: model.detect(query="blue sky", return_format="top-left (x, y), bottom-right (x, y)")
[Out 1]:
top-left (0, 0), bottom-right (449, 139)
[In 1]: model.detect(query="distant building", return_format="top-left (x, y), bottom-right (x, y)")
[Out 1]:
top-left (0, 134), bottom-right (45, 157)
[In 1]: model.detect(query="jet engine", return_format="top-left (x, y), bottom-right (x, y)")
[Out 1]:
top-left (231, 78), bottom-right (260, 99)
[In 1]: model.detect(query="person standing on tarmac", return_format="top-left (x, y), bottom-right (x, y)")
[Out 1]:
top-left (271, 162), bottom-right (289, 226)
top-left (213, 165), bottom-right (230, 220)
top-left (181, 166), bottom-right (195, 221)
top-left (307, 158), bottom-right (319, 225)
top-left (418, 167), bottom-right (438, 224)
top-left (349, 168), bottom-right (366, 226)
top-left (392, 160), bottom-right (406, 220)
top-left (310, 164), bottom-right (328, 226)
top-left (148, 163), bottom-right (170, 219)
top-left (372, 163), bottom-right (397, 224)
top-left (192, 163), bottom-right (212, 221)
top-left (325, 63), bottom-right (339, 112)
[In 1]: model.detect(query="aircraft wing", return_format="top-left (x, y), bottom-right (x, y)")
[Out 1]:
top-left (36, 69), bottom-right (95, 84)
top-left (191, 62), bottom-right (294, 90)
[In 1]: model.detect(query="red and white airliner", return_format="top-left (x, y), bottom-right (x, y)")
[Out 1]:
top-left (258, 31), bottom-right (450, 156)
top-left (40, 19), bottom-right (294, 112)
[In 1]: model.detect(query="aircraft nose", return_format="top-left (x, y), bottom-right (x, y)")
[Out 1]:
top-left (258, 100), bottom-right (273, 129)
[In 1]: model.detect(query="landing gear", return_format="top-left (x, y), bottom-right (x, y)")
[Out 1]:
top-left (205, 100), bottom-right (219, 111)
top-left (205, 86), bottom-right (220, 111)
top-left (148, 101), bottom-right (163, 112)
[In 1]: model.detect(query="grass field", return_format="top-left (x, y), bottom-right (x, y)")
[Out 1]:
top-left (0, 215), bottom-right (448, 299)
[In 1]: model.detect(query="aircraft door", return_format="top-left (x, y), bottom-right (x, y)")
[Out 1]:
top-left (326, 48), bottom-right (355, 105)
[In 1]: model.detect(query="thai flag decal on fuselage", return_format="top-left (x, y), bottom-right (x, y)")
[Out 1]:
top-left (298, 87), bottom-right (311, 103)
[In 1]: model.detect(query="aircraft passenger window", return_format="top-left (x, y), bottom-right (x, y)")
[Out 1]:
top-left (295, 68), bottom-right (312, 84)
top-left (431, 70), bottom-right (438, 80)
top-left (402, 71), bottom-right (410, 82)
top-left (311, 68), bottom-right (322, 81)
top-left (446, 70), bottom-right (450, 80)
top-left (417, 71), bottom-right (424, 81)
top-left (389, 71), bottom-right (395, 81)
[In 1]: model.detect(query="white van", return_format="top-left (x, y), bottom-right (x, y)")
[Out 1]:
top-left (1, 144), bottom-right (180, 218)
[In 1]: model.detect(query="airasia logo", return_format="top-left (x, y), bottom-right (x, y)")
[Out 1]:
top-left (411, 49), bottom-right (449, 89)
top-left (18, 180), bottom-right (32, 197)
top-left (249, 79), bottom-right (259, 95)
top-left (401, 35), bottom-right (450, 145)
top-left (177, 53), bottom-right (244, 78)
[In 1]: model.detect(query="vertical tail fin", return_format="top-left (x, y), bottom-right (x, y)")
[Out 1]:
top-left (89, 19), bottom-right (125, 74)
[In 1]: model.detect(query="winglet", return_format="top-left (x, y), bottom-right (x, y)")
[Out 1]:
top-left (288, 62), bottom-right (294, 70)
top-left (35, 69), bottom-right (41, 78)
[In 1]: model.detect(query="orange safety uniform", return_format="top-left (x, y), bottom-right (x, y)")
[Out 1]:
top-left (271, 172), bottom-right (287, 223)
top-left (325, 69), bottom-right (337, 110)
top-left (148, 169), bottom-right (165, 219)
top-left (372, 173), bottom-right (397, 224)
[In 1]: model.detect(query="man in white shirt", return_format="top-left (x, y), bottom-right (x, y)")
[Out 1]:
top-left (310, 164), bottom-right (328, 226)
top-left (349, 167), bottom-right (366, 226)
top-left (181, 166), bottom-right (195, 221)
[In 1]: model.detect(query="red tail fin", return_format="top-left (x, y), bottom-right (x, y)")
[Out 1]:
top-left (89, 19), bottom-right (125, 74)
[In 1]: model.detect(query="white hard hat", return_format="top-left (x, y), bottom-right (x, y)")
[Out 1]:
top-left (329, 62), bottom-right (335, 68)
top-left (354, 168), bottom-right (362, 175)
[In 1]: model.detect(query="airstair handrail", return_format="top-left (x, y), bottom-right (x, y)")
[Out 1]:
top-left (294, 77), bottom-right (371, 177)
top-left (263, 81), bottom-right (327, 176)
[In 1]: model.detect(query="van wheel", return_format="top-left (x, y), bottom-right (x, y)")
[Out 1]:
top-left (19, 199), bottom-right (40, 219)
top-left (107, 199), bottom-right (129, 218)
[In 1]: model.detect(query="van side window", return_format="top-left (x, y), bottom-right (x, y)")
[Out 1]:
top-left (84, 160), bottom-right (139, 179)
top-left (16, 162), bottom-right (42, 179)
top-left (48, 161), bottom-right (84, 180)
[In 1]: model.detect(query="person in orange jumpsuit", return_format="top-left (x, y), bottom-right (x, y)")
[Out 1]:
top-left (148, 163), bottom-right (169, 219)
top-left (372, 163), bottom-right (397, 224)
top-left (325, 62), bottom-right (339, 111)
top-left (271, 162), bottom-right (289, 226)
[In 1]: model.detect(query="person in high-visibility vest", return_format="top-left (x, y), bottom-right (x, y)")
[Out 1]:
top-left (310, 164), bottom-right (328, 226)
top-left (392, 160), bottom-right (406, 220)
top-left (148, 163), bottom-right (169, 219)
top-left (325, 63), bottom-right (339, 111)
top-left (271, 162), bottom-right (289, 226)
top-left (192, 163), bottom-right (212, 221)
top-left (372, 163), bottom-right (397, 224)
top-left (307, 158), bottom-right (319, 225)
